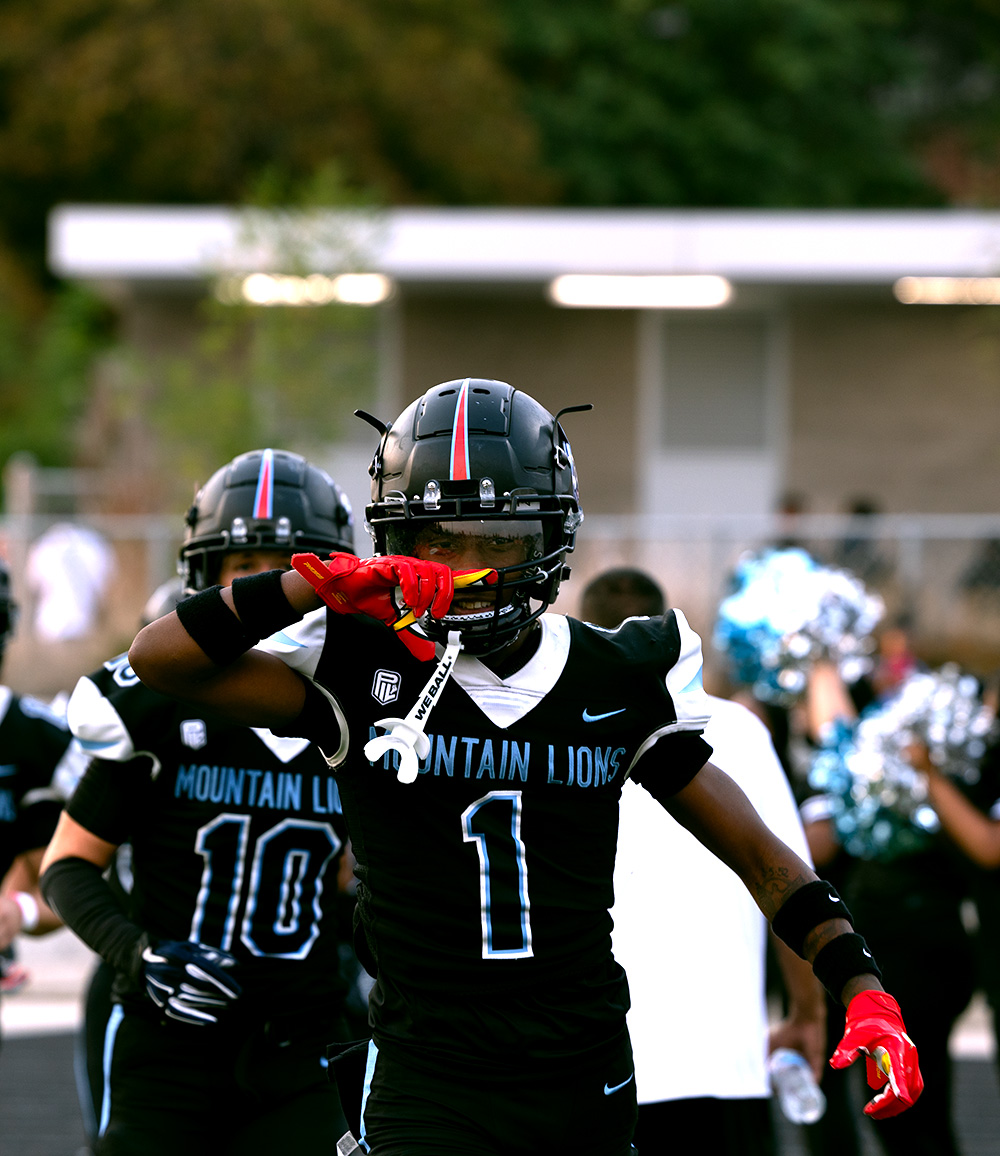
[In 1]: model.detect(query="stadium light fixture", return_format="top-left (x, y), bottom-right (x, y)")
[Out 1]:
top-left (548, 274), bottom-right (732, 309)
top-left (893, 276), bottom-right (1000, 305)
top-left (215, 272), bottom-right (393, 306)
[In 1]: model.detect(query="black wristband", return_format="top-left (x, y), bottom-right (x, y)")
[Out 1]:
top-left (812, 932), bottom-right (883, 1001)
top-left (771, 879), bottom-right (854, 958)
top-left (40, 856), bottom-right (148, 987)
top-left (175, 585), bottom-right (255, 666)
top-left (230, 569), bottom-right (300, 639)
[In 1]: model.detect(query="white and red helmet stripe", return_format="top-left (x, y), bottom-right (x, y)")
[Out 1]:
top-left (252, 448), bottom-right (275, 519)
top-left (448, 379), bottom-right (472, 481)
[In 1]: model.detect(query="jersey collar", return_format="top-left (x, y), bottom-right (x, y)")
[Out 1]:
top-left (449, 614), bottom-right (570, 729)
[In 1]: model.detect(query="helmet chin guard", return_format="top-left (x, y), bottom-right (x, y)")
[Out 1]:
top-left (362, 378), bottom-right (590, 655)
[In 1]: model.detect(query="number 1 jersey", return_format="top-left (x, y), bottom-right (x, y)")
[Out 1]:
top-left (262, 608), bottom-right (713, 1073)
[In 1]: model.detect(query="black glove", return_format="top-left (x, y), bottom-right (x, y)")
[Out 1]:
top-left (141, 940), bottom-right (241, 1026)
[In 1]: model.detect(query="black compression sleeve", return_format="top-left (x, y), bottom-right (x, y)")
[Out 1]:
top-left (175, 586), bottom-right (254, 666)
top-left (230, 569), bottom-right (300, 637)
top-left (630, 733), bottom-right (713, 803)
top-left (771, 879), bottom-right (854, 957)
top-left (40, 857), bottom-right (146, 985)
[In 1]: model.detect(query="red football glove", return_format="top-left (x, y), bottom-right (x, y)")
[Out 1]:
top-left (292, 552), bottom-right (495, 661)
top-left (830, 990), bottom-right (923, 1118)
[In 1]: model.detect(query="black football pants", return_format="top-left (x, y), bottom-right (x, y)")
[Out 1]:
top-left (94, 1006), bottom-right (350, 1155)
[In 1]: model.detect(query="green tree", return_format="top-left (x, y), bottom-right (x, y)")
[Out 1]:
top-left (497, 0), bottom-right (940, 207)
top-left (0, 0), bottom-right (556, 281)
top-left (884, 0), bottom-right (1000, 205)
top-left (0, 284), bottom-right (113, 506)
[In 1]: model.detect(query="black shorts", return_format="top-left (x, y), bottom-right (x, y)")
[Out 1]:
top-left (95, 1006), bottom-right (350, 1156)
top-left (636, 1096), bottom-right (775, 1156)
top-left (358, 1035), bottom-right (638, 1156)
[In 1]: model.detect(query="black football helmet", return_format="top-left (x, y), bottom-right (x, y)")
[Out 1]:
top-left (181, 448), bottom-right (355, 591)
top-left (362, 378), bottom-right (588, 655)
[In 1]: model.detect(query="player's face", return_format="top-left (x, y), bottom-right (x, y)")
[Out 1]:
top-left (404, 520), bottom-right (544, 616)
top-left (217, 549), bottom-right (292, 586)
top-left (409, 520), bottom-right (542, 569)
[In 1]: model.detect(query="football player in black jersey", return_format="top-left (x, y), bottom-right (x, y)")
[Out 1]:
top-left (0, 556), bottom-right (86, 1023)
top-left (40, 450), bottom-right (360, 1155)
top-left (126, 381), bottom-right (924, 1156)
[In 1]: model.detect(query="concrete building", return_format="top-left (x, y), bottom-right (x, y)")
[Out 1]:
top-left (34, 206), bottom-right (1000, 685)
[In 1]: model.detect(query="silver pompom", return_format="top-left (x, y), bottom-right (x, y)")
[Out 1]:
top-left (808, 666), bottom-right (998, 860)
top-left (714, 548), bottom-right (884, 704)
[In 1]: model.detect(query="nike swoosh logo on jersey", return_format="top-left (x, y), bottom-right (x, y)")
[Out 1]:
top-left (582, 708), bottom-right (626, 723)
top-left (604, 1072), bottom-right (634, 1095)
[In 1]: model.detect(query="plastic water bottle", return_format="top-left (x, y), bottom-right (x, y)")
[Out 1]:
top-left (767, 1048), bottom-right (827, 1124)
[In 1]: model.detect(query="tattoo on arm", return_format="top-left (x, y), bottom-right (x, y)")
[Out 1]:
top-left (754, 867), bottom-right (813, 922)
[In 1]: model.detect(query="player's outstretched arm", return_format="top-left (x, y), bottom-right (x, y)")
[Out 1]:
top-left (663, 762), bottom-right (823, 923)
top-left (663, 761), bottom-right (922, 1117)
top-left (129, 569), bottom-right (319, 728)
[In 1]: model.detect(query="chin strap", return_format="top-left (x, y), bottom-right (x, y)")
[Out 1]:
top-left (364, 631), bottom-right (464, 784)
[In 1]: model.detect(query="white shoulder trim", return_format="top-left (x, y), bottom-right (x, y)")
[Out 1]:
top-left (312, 682), bottom-right (350, 768)
top-left (664, 608), bottom-right (712, 732)
top-left (66, 676), bottom-right (136, 761)
top-left (625, 608), bottom-right (712, 777)
top-left (256, 607), bottom-right (327, 680)
top-left (451, 614), bottom-right (571, 730)
top-left (0, 685), bottom-right (12, 726)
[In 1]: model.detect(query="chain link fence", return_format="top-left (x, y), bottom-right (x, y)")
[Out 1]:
top-left (3, 499), bottom-right (1000, 698)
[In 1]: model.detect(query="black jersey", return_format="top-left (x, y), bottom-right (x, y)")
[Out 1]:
top-left (66, 652), bottom-right (350, 1017)
top-left (262, 608), bottom-right (712, 1071)
top-left (0, 686), bottom-right (84, 880)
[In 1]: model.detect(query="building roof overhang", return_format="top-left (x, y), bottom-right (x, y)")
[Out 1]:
top-left (48, 205), bottom-right (1000, 290)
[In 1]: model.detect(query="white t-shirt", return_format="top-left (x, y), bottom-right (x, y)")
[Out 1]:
top-left (26, 523), bottom-right (114, 642)
top-left (612, 694), bottom-right (812, 1103)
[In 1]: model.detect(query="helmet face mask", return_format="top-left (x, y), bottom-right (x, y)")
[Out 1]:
top-left (365, 379), bottom-right (586, 655)
top-left (181, 448), bottom-right (354, 592)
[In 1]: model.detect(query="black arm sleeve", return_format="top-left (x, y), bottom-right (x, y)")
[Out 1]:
top-left (40, 857), bottom-right (147, 985)
top-left (630, 733), bottom-right (713, 804)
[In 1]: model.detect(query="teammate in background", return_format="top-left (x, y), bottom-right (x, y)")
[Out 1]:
top-left (126, 380), bottom-right (923, 1156)
top-left (0, 557), bottom-right (88, 1028)
top-left (41, 449), bottom-right (358, 1155)
top-left (581, 568), bottom-right (825, 1156)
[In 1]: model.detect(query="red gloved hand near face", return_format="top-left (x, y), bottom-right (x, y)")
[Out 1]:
top-left (830, 990), bottom-right (923, 1118)
top-left (292, 552), bottom-right (495, 660)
